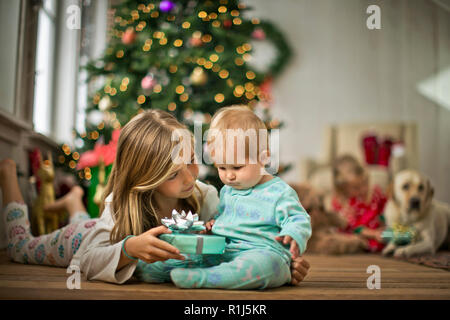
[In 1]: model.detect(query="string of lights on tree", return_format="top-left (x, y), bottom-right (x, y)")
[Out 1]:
top-left (58, 0), bottom-right (292, 187)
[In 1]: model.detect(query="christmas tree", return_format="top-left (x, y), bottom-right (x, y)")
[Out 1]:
top-left (58, 0), bottom-right (292, 216)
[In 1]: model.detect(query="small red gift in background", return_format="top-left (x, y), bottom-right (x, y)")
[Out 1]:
top-left (378, 138), bottom-right (393, 167)
top-left (362, 134), bottom-right (378, 165)
top-left (362, 134), bottom-right (396, 167)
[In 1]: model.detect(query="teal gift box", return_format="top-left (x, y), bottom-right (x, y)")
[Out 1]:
top-left (381, 225), bottom-right (416, 246)
top-left (159, 233), bottom-right (226, 254)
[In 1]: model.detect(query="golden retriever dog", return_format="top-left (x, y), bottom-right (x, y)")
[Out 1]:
top-left (382, 170), bottom-right (450, 258)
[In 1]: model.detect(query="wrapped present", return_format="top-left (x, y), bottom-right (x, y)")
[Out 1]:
top-left (161, 209), bottom-right (206, 233)
top-left (381, 223), bottom-right (417, 245)
top-left (160, 233), bottom-right (225, 254)
top-left (159, 210), bottom-right (225, 254)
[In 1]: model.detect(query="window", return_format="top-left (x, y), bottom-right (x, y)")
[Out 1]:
top-left (33, 0), bottom-right (57, 136)
top-left (31, 0), bottom-right (109, 145)
top-left (0, 0), bottom-right (22, 115)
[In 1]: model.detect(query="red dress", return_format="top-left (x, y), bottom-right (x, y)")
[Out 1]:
top-left (331, 186), bottom-right (387, 252)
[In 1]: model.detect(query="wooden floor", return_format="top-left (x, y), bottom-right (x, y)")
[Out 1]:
top-left (0, 250), bottom-right (449, 300)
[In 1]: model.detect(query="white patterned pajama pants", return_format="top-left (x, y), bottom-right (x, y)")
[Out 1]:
top-left (3, 202), bottom-right (97, 267)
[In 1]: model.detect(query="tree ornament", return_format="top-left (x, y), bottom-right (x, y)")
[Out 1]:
top-left (259, 77), bottom-right (273, 102)
top-left (121, 27), bottom-right (136, 45)
top-left (168, 48), bottom-right (179, 58)
top-left (98, 96), bottom-right (113, 111)
top-left (141, 74), bottom-right (156, 90)
top-left (159, 0), bottom-right (175, 12)
top-left (161, 22), bottom-right (171, 30)
top-left (190, 67), bottom-right (207, 86)
top-left (223, 19), bottom-right (232, 29)
top-left (189, 36), bottom-right (203, 47)
top-left (87, 110), bottom-right (105, 126)
top-left (252, 28), bottom-right (266, 40)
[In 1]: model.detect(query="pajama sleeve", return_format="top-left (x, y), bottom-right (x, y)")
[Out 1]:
top-left (70, 195), bottom-right (137, 284)
top-left (214, 186), bottom-right (228, 219)
top-left (275, 188), bottom-right (312, 255)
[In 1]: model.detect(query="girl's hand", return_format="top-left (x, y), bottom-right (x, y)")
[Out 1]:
top-left (125, 226), bottom-right (185, 264)
top-left (290, 256), bottom-right (310, 285)
top-left (362, 227), bottom-right (384, 242)
top-left (373, 228), bottom-right (384, 243)
top-left (274, 235), bottom-right (300, 259)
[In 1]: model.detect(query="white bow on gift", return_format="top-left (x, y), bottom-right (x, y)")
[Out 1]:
top-left (161, 209), bottom-right (206, 233)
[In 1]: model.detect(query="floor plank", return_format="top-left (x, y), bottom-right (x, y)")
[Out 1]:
top-left (0, 250), bottom-right (449, 300)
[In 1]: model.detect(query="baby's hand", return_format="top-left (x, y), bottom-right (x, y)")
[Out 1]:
top-left (275, 235), bottom-right (300, 259)
top-left (206, 219), bottom-right (215, 231)
top-left (199, 219), bottom-right (215, 234)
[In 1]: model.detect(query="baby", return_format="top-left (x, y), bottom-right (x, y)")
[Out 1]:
top-left (154, 105), bottom-right (312, 289)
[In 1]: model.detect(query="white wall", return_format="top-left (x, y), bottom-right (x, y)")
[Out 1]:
top-left (0, 0), bottom-right (21, 114)
top-left (245, 0), bottom-right (450, 203)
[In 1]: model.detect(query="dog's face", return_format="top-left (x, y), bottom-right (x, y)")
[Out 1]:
top-left (393, 170), bottom-right (434, 223)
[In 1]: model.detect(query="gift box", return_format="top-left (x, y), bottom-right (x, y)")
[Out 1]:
top-left (381, 224), bottom-right (416, 246)
top-left (158, 209), bottom-right (226, 254)
top-left (159, 233), bottom-right (225, 254)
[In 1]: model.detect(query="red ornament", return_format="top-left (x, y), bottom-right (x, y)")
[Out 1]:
top-left (259, 77), bottom-right (273, 102)
top-left (121, 28), bottom-right (136, 45)
top-left (223, 19), bottom-right (232, 29)
top-left (252, 28), bottom-right (266, 40)
top-left (189, 37), bottom-right (203, 47)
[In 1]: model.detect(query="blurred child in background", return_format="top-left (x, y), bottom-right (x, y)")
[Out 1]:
top-left (325, 155), bottom-right (387, 252)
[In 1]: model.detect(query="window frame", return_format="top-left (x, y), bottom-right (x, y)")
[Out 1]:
top-left (0, 0), bottom-right (110, 143)
top-left (0, 0), bottom-right (38, 132)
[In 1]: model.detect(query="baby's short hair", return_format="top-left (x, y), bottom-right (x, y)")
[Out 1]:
top-left (207, 105), bottom-right (269, 164)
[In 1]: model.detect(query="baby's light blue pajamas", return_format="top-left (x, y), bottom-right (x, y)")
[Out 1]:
top-left (135, 177), bottom-right (311, 289)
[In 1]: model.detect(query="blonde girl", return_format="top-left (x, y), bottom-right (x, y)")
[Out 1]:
top-left (1, 109), bottom-right (309, 284)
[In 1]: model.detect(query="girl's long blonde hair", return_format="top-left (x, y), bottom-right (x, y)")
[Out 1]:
top-left (101, 109), bottom-right (202, 243)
